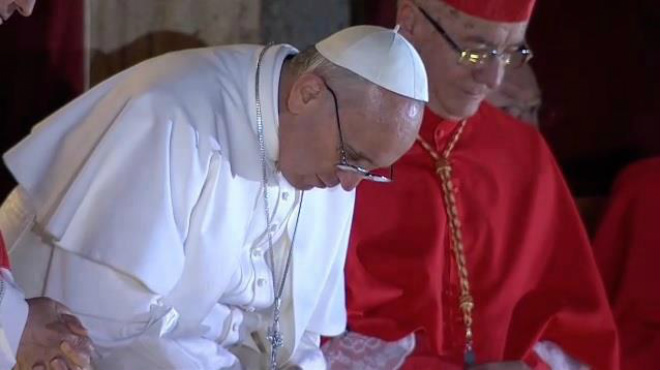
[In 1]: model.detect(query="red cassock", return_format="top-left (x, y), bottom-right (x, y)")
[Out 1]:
top-left (1, 232), bottom-right (9, 270)
top-left (593, 157), bottom-right (660, 370)
top-left (346, 104), bottom-right (619, 370)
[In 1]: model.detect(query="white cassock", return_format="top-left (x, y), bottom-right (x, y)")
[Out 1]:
top-left (2, 44), bottom-right (354, 370)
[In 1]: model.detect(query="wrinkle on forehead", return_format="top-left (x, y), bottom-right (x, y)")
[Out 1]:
top-left (347, 86), bottom-right (423, 165)
top-left (366, 86), bottom-right (422, 128)
top-left (417, 0), bottom-right (528, 48)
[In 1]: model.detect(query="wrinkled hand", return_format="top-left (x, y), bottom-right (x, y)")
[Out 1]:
top-left (14, 297), bottom-right (94, 370)
top-left (470, 361), bottom-right (532, 370)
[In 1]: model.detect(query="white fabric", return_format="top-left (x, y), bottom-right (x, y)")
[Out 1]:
top-left (534, 341), bottom-right (590, 370)
top-left (316, 25), bottom-right (428, 102)
top-left (322, 332), bottom-right (415, 370)
top-left (0, 269), bottom-right (29, 370)
top-left (322, 334), bottom-right (588, 370)
top-left (0, 188), bottom-right (33, 251)
top-left (4, 44), bottom-right (355, 370)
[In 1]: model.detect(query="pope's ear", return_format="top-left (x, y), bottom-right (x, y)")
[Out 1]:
top-left (287, 73), bottom-right (325, 114)
top-left (397, 0), bottom-right (419, 39)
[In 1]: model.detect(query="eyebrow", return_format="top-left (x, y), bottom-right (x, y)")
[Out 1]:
top-left (346, 145), bottom-right (377, 167)
top-left (462, 35), bottom-right (490, 45)
top-left (462, 35), bottom-right (526, 49)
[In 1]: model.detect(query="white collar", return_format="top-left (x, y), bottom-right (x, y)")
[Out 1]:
top-left (256, 44), bottom-right (298, 165)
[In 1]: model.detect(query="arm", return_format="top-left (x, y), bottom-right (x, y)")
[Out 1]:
top-left (15, 297), bottom-right (94, 370)
top-left (513, 138), bottom-right (618, 370)
top-left (286, 331), bottom-right (326, 370)
top-left (39, 246), bottom-right (244, 370)
top-left (6, 92), bottom-right (248, 369)
top-left (2, 236), bottom-right (92, 370)
top-left (292, 191), bottom-right (356, 370)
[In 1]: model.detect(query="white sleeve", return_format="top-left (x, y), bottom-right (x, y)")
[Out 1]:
top-left (0, 186), bottom-right (34, 252)
top-left (534, 341), bottom-right (590, 370)
top-left (92, 332), bottom-right (241, 370)
top-left (0, 268), bottom-right (29, 370)
top-left (306, 192), bottom-right (355, 337)
top-left (39, 246), bottom-right (243, 370)
top-left (286, 331), bottom-right (326, 370)
top-left (88, 302), bottom-right (244, 370)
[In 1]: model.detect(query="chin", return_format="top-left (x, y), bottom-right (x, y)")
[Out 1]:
top-left (289, 179), bottom-right (315, 191)
top-left (443, 99), bottom-right (483, 121)
top-left (289, 177), bottom-right (323, 191)
top-left (299, 184), bottom-right (316, 191)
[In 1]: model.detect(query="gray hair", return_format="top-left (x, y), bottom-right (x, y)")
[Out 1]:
top-left (289, 46), bottom-right (371, 91)
top-left (289, 46), bottom-right (425, 115)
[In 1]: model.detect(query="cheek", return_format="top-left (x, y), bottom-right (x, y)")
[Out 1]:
top-left (16, 0), bottom-right (33, 8)
top-left (299, 127), bottom-right (338, 171)
top-left (430, 64), bottom-right (470, 103)
top-left (0, 3), bottom-right (11, 14)
top-left (420, 45), bottom-right (469, 90)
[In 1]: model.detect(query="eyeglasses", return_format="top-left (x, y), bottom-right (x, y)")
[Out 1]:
top-left (325, 83), bottom-right (393, 183)
top-left (417, 5), bottom-right (533, 68)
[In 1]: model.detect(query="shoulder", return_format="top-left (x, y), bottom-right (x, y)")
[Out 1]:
top-left (127, 44), bottom-right (261, 80)
top-left (102, 46), bottom-right (263, 145)
top-left (469, 103), bottom-right (557, 169)
top-left (613, 157), bottom-right (660, 197)
top-left (107, 44), bottom-right (263, 110)
top-left (475, 102), bottom-right (544, 142)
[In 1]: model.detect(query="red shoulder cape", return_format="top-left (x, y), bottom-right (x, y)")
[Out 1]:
top-left (593, 157), bottom-right (660, 370)
top-left (0, 232), bottom-right (9, 269)
top-left (346, 104), bottom-right (619, 370)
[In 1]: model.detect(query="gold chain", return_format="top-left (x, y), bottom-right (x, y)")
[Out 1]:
top-left (416, 120), bottom-right (476, 365)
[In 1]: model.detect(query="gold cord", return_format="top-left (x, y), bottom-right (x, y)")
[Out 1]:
top-left (416, 120), bottom-right (476, 364)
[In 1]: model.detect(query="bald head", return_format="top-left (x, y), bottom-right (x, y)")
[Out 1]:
top-left (332, 75), bottom-right (424, 173)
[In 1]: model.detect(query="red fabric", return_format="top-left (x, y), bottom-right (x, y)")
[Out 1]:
top-left (0, 0), bottom-right (85, 198)
top-left (0, 232), bottom-right (9, 270)
top-left (593, 157), bottom-right (660, 370)
top-left (441, 0), bottom-right (535, 22)
top-left (346, 104), bottom-right (619, 370)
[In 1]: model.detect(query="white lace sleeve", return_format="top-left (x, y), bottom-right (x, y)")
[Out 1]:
top-left (322, 331), bottom-right (415, 370)
top-left (284, 331), bottom-right (326, 370)
top-left (534, 341), bottom-right (590, 370)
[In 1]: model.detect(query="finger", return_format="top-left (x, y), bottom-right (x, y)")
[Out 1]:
top-left (47, 330), bottom-right (86, 348)
top-left (60, 314), bottom-right (89, 336)
top-left (61, 335), bottom-right (95, 361)
top-left (49, 358), bottom-right (70, 370)
top-left (31, 363), bottom-right (47, 370)
top-left (60, 341), bottom-right (92, 368)
top-left (72, 335), bottom-right (95, 358)
top-left (52, 300), bottom-right (75, 316)
top-left (45, 320), bottom-right (90, 345)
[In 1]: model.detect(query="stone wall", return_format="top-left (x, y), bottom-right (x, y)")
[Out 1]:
top-left (261, 0), bottom-right (350, 49)
top-left (87, 0), bottom-right (351, 86)
top-left (87, 0), bottom-right (261, 86)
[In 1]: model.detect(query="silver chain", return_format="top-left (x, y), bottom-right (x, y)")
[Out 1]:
top-left (0, 278), bottom-right (6, 308)
top-left (255, 44), bottom-right (304, 370)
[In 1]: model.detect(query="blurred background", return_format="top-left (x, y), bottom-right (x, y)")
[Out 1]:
top-left (1, 0), bottom-right (658, 235)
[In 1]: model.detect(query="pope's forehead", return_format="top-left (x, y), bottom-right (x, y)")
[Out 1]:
top-left (364, 85), bottom-right (421, 114)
